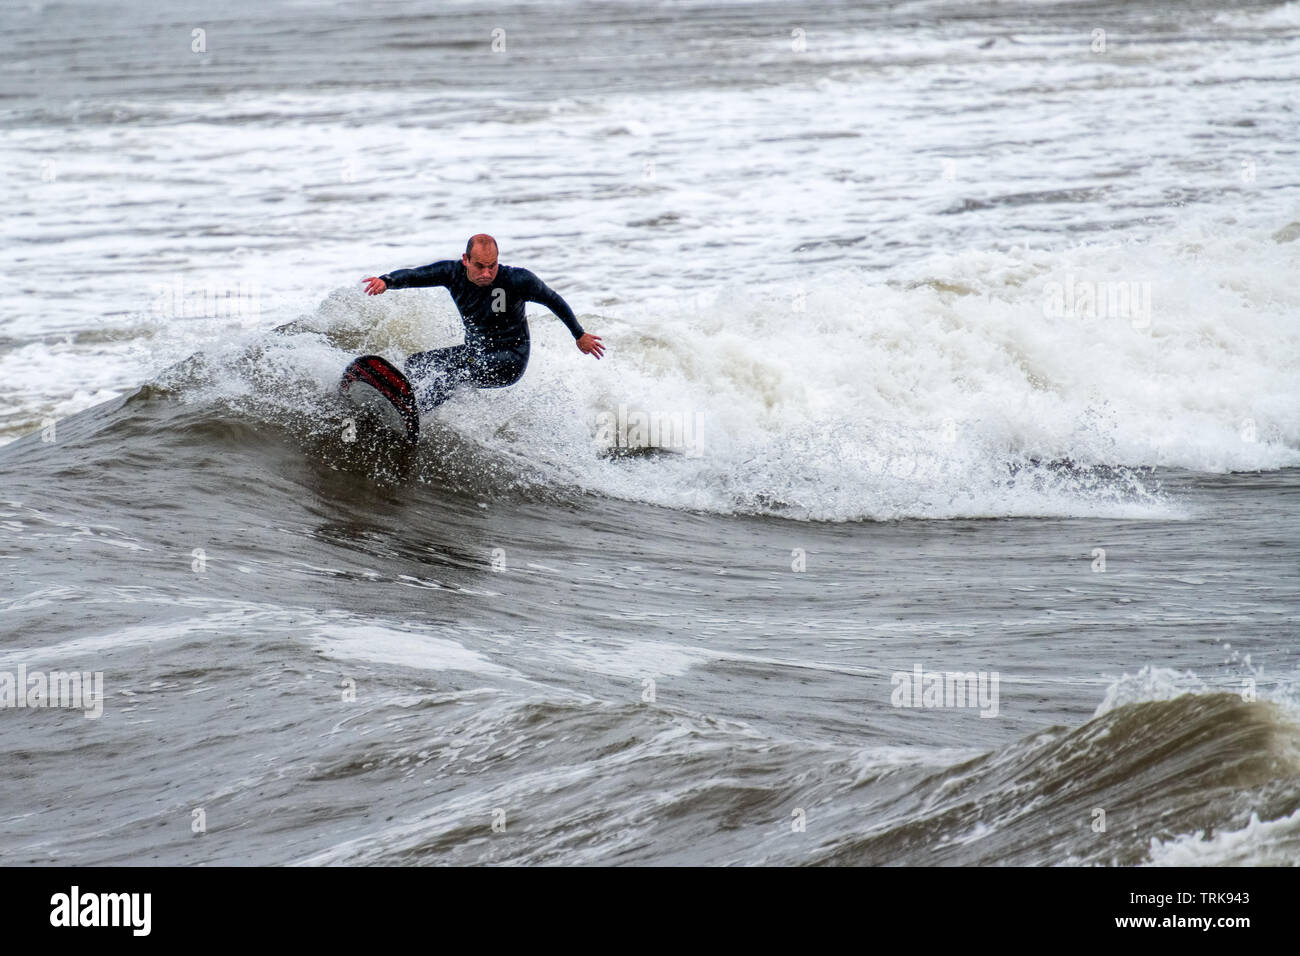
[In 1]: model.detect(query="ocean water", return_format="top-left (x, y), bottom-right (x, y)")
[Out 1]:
top-left (1, 0), bottom-right (1298, 865)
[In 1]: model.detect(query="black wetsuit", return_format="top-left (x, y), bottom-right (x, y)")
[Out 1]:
top-left (379, 260), bottom-right (585, 411)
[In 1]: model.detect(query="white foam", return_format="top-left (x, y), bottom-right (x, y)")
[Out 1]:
top-left (1144, 808), bottom-right (1300, 866)
top-left (538, 636), bottom-right (713, 680)
top-left (1214, 2), bottom-right (1300, 29)
top-left (0, 606), bottom-right (290, 667)
top-left (1093, 666), bottom-right (1213, 717)
top-left (305, 623), bottom-right (518, 677)
top-left (446, 224), bottom-right (1300, 520)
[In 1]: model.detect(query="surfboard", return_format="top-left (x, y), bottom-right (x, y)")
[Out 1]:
top-left (338, 355), bottom-right (420, 444)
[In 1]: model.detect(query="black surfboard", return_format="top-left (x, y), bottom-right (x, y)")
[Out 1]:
top-left (338, 355), bottom-right (420, 444)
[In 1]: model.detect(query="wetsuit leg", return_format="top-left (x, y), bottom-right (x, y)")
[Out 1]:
top-left (404, 344), bottom-right (528, 411)
top-left (404, 345), bottom-right (474, 411)
top-left (465, 345), bottom-right (529, 390)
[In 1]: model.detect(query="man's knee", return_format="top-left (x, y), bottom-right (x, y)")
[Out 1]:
top-left (406, 346), bottom-right (466, 383)
top-left (471, 349), bottom-right (528, 388)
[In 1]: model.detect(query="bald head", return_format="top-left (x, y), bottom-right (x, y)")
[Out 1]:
top-left (466, 234), bottom-right (498, 259)
top-left (462, 234), bottom-right (500, 286)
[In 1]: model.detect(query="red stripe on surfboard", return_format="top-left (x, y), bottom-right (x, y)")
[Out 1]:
top-left (350, 367), bottom-right (408, 407)
top-left (345, 366), bottom-right (417, 427)
top-left (363, 357), bottom-right (411, 394)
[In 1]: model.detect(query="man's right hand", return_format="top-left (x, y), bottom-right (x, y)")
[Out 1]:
top-left (362, 276), bottom-right (387, 295)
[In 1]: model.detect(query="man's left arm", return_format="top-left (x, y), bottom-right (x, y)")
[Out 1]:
top-left (518, 269), bottom-right (604, 359)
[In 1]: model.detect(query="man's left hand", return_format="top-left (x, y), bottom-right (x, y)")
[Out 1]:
top-left (577, 333), bottom-right (605, 359)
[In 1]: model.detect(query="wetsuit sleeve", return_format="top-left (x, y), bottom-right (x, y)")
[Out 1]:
top-left (517, 269), bottom-right (585, 339)
top-left (380, 260), bottom-right (457, 290)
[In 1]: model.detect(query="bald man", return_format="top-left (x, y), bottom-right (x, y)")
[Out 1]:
top-left (362, 234), bottom-right (604, 411)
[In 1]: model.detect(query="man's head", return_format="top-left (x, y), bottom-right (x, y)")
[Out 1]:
top-left (462, 234), bottom-right (499, 286)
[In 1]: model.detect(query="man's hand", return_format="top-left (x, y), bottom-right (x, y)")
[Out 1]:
top-left (362, 276), bottom-right (387, 296)
top-left (576, 333), bottom-right (605, 359)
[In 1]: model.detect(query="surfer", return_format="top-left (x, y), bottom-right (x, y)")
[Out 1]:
top-left (362, 234), bottom-right (604, 410)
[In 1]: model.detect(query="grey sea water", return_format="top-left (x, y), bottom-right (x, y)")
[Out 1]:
top-left (1, 0), bottom-right (1298, 865)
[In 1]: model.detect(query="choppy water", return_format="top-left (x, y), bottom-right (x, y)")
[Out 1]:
top-left (1, 0), bottom-right (1298, 865)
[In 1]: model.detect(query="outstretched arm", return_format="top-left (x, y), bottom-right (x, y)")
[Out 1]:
top-left (519, 269), bottom-right (604, 359)
top-left (362, 260), bottom-right (457, 295)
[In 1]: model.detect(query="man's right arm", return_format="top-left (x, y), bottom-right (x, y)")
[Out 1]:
top-left (379, 260), bottom-right (457, 290)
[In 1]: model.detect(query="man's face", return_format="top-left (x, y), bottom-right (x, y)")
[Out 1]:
top-left (463, 246), bottom-right (499, 286)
